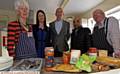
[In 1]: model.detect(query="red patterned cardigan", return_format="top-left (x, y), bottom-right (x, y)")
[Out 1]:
top-left (7, 21), bottom-right (32, 57)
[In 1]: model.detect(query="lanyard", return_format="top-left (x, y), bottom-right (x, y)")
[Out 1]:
top-left (18, 21), bottom-right (29, 32)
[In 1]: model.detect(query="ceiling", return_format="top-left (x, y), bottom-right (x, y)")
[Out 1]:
top-left (0, 0), bottom-right (105, 16)
top-left (29, 0), bottom-right (62, 14)
top-left (64, 0), bottom-right (104, 15)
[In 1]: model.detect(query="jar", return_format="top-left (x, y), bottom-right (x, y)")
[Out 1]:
top-left (63, 52), bottom-right (70, 64)
top-left (45, 47), bottom-right (54, 71)
top-left (88, 47), bottom-right (97, 56)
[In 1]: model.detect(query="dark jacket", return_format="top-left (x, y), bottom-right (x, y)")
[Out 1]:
top-left (49, 20), bottom-right (70, 52)
top-left (71, 27), bottom-right (91, 54)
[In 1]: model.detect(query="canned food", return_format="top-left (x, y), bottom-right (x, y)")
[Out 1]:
top-left (45, 47), bottom-right (54, 68)
top-left (88, 47), bottom-right (97, 56)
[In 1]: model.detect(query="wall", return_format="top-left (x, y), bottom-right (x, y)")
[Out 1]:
top-left (0, 31), bottom-right (1, 56)
top-left (0, 9), bottom-right (16, 21)
top-left (0, 31), bottom-right (8, 56)
top-left (33, 10), bottom-right (55, 26)
top-left (80, 0), bottom-right (120, 18)
top-left (0, 9), bottom-right (16, 57)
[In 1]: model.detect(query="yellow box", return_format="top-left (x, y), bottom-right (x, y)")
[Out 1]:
top-left (98, 50), bottom-right (108, 57)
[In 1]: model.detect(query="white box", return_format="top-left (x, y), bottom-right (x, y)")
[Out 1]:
top-left (70, 50), bottom-right (81, 64)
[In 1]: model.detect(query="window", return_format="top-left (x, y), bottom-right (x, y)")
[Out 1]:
top-left (105, 5), bottom-right (120, 29)
top-left (88, 5), bottom-right (120, 33)
top-left (88, 18), bottom-right (95, 33)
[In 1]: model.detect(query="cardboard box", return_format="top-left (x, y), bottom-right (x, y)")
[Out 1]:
top-left (98, 50), bottom-right (108, 57)
top-left (70, 50), bottom-right (81, 64)
top-left (0, 48), bottom-right (2, 56)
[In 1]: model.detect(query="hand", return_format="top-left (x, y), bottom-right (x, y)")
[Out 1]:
top-left (114, 49), bottom-right (120, 58)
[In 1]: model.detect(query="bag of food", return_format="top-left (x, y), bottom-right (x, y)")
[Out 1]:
top-left (75, 54), bottom-right (96, 72)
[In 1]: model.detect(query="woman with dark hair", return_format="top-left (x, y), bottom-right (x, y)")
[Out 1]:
top-left (33, 10), bottom-right (51, 58)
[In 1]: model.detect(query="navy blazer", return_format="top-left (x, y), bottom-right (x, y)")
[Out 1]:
top-left (32, 25), bottom-right (52, 47)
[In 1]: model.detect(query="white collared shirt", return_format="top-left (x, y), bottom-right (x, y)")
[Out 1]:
top-left (55, 20), bottom-right (63, 34)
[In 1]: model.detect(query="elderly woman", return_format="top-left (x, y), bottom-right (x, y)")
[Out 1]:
top-left (7, 0), bottom-right (37, 60)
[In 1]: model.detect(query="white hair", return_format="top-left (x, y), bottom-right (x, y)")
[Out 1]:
top-left (14, 0), bottom-right (29, 11)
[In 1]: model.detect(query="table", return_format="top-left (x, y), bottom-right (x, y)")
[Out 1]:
top-left (41, 57), bottom-right (80, 74)
top-left (41, 57), bottom-right (120, 74)
top-left (1, 58), bottom-right (120, 74)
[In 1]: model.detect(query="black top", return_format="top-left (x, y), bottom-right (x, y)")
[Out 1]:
top-left (71, 27), bottom-right (91, 54)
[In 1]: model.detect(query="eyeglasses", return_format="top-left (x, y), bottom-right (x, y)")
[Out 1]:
top-left (73, 20), bottom-right (80, 23)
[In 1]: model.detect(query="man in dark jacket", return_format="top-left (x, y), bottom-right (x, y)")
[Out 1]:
top-left (71, 17), bottom-right (91, 54)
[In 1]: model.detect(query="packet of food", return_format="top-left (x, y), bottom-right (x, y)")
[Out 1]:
top-left (75, 54), bottom-right (96, 72)
top-left (98, 50), bottom-right (108, 57)
top-left (70, 50), bottom-right (81, 64)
